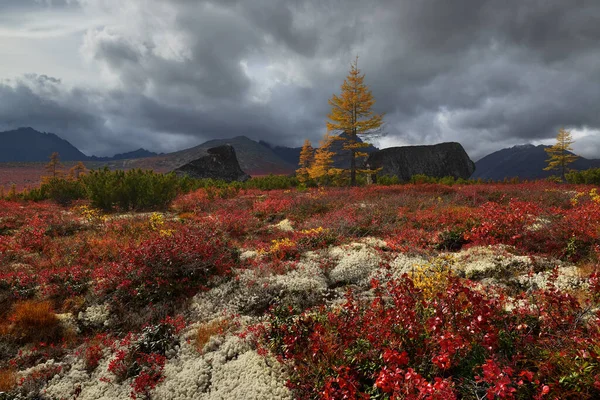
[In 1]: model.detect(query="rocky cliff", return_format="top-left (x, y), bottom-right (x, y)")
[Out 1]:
top-left (367, 142), bottom-right (475, 181)
top-left (173, 145), bottom-right (251, 182)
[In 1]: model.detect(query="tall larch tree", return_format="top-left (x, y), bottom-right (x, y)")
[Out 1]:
top-left (296, 139), bottom-right (315, 183)
top-left (544, 128), bottom-right (579, 181)
top-left (326, 56), bottom-right (384, 186)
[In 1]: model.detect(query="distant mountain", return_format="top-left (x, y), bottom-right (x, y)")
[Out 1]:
top-left (258, 134), bottom-right (379, 169)
top-left (258, 141), bottom-right (302, 166)
top-left (472, 144), bottom-right (600, 180)
top-left (0, 127), bottom-right (382, 179)
top-left (89, 148), bottom-right (159, 161)
top-left (0, 128), bottom-right (161, 163)
top-left (0, 127), bottom-right (89, 162)
top-left (328, 132), bottom-right (379, 169)
top-left (113, 136), bottom-right (298, 176)
top-left (116, 135), bottom-right (378, 176)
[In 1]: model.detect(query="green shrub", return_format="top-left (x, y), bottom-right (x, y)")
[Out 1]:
top-left (82, 168), bottom-right (181, 211)
top-left (376, 175), bottom-right (400, 185)
top-left (39, 178), bottom-right (86, 205)
top-left (566, 168), bottom-right (600, 184)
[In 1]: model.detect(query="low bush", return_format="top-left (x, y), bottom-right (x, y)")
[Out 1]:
top-left (0, 369), bottom-right (17, 393)
top-left (9, 300), bottom-right (62, 344)
top-left (261, 275), bottom-right (600, 399)
top-left (107, 317), bottom-right (184, 399)
top-left (93, 226), bottom-right (239, 311)
top-left (566, 168), bottom-right (600, 184)
top-left (82, 168), bottom-right (181, 211)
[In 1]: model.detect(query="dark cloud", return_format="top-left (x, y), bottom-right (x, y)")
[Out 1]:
top-left (1, 0), bottom-right (600, 160)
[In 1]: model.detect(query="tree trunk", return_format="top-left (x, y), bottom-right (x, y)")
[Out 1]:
top-left (350, 149), bottom-right (356, 186)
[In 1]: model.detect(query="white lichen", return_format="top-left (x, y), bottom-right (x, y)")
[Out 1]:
top-left (328, 243), bottom-right (382, 285)
top-left (154, 325), bottom-right (291, 400)
top-left (78, 304), bottom-right (111, 328)
top-left (273, 219), bottom-right (294, 232)
top-left (449, 246), bottom-right (534, 280)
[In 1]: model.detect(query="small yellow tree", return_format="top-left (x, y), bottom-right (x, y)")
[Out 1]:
top-left (296, 140), bottom-right (315, 183)
top-left (308, 133), bottom-right (341, 184)
top-left (68, 161), bottom-right (87, 180)
top-left (44, 152), bottom-right (63, 181)
top-left (544, 128), bottom-right (579, 181)
top-left (326, 56), bottom-right (384, 185)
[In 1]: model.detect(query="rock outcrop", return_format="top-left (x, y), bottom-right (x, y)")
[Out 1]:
top-left (367, 142), bottom-right (475, 181)
top-left (173, 145), bottom-right (251, 182)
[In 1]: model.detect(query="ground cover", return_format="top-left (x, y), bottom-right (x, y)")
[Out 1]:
top-left (0, 182), bottom-right (600, 399)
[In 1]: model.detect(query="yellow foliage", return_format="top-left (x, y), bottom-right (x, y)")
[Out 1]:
top-left (270, 238), bottom-right (295, 253)
top-left (159, 229), bottom-right (175, 237)
top-left (297, 139), bottom-right (315, 183)
top-left (195, 319), bottom-right (230, 353)
top-left (75, 205), bottom-right (107, 224)
top-left (42, 152), bottom-right (64, 181)
top-left (68, 161), bottom-right (87, 180)
top-left (326, 56), bottom-right (384, 185)
top-left (149, 212), bottom-right (165, 230)
top-left (300, 226), bottom-right (327, 235)
top-left (543, 128), bottom-right (578, 180)
top-left (308, 133), bottom-right (336, 182)
top-left (570, 191), bottom-right (586, 206)
top-left (408, 256), bottom-right (455, 299)
top-left (590, 188), bottom-right (600, 204)
top-left (326, 56), bottom-right (384, 135)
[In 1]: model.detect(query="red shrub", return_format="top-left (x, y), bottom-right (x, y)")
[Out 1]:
top-left (261, 275), bottom-right (600, 399)
top-left (93, 226), bottom-right (238, 306)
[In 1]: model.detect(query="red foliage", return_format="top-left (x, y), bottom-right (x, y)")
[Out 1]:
top-left (262, 275), bottom-right (600, 399)
top-left (92, 226), bottom-right (238, 305)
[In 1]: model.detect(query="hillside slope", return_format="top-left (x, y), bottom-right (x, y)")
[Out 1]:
top-left (473, 144), bottom-right (600, 180)
top-left (111, 136), bottom-right (297, 176)
top-left (0, 127), bottom-right (89, 162)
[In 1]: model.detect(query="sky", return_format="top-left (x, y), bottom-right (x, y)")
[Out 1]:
top-left (1, 0), bottom-right (599, 160)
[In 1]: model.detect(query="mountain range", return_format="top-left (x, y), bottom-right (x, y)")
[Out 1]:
top-left (0, 127), bottom-right (159, 163)
top-left (472, 144), bottom-right (600, 180)
top-left (1, 127), bottom-right (600, 180)
top-left (0, 127), bottom-right (300, 176)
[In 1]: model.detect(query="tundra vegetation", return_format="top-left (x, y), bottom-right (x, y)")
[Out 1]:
top-left (1, 179), bottom-right (600, 399)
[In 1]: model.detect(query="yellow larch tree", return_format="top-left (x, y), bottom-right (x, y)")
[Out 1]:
top-left (326, 56), bottom-right (384, 185)
top-left (296, 139), bottom-right (315, 183)
top-left (308, 133), bottom-right (341, 185)
top-left (68, 161), bottom-right (87, 180)
top-left (43, 152), bottom-right (63, 182)
top-left (544, 128), bottom-right (579, 181)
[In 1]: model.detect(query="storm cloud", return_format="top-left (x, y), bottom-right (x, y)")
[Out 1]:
top-left (1, 0), bottom-right (599, 159)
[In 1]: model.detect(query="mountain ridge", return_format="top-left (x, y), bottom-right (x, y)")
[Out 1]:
top-left (472, 143), bottom-right (600, 180)
top-left (4, 127), bottom-right (600, 181)
top-left (0, 127), bottom-right (159, 162)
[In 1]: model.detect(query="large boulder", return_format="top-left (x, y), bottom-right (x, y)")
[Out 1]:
top-left (173, 145), bottom-right (251, 182)
top-left (367, 142), bottom-right (475, 181)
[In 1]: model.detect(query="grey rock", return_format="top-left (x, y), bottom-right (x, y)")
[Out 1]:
top-left (173, 145), bottom-right (251, 182)
top-left (367, 142), bottom-right (475, 181)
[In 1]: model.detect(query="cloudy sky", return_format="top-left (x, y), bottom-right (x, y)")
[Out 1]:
top-left (1, 0), bottom-right (599, 160)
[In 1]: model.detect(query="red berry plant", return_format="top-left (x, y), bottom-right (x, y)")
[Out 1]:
top-left (261, 273), bottom-right (600, 399)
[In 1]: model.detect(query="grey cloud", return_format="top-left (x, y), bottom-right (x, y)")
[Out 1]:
top-left (1, 0), bottom-right (600, 160)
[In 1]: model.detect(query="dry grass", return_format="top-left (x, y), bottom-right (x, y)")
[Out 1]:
top-left (195, 319), bottom-right (230, 353)
top-left (0, 368), bottom-right (17, 392)
top-left (9, 300), bottom-right (62, 343)
top-left (60, 295), bottom-right (86, 314)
